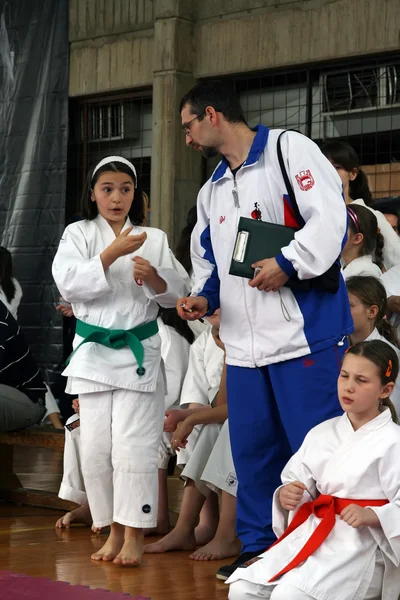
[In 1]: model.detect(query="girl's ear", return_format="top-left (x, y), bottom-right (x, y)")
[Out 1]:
top-left (90, 189), bottom-right (96, 203)
top-left (353, 232), bottom-right (364, 246)
top-left (381, 381), bottom-right (395, 399)
top-left (349, 167), bottom-right (358, 182)
top-left (368, 304), bottom-right (379, 321)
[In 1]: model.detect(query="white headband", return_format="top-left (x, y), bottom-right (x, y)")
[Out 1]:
top-left (92, 156), bottom-right (137, 187)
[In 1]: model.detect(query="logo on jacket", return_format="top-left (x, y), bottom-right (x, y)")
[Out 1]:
top-left (295, 170), bottom-right (315, 191)
top-left (251, 202), bottom-right (262, 220)
top-left (303, 358), bottom-right (316, 368)
top-left (135, 277), bottom-right (144, 286)
top-left (219, 215), bottom-right (226, 224)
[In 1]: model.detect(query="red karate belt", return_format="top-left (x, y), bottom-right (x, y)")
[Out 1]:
top-left (268, 493), bottom-right (388, 582)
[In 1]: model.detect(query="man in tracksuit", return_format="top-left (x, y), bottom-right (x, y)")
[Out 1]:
top-left (176, 79), bottom-right (353, 579)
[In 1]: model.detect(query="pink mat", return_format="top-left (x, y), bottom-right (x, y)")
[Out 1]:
top-left (0, 571), bottom-right (150, 599)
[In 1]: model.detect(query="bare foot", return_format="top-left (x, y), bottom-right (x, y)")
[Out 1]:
top-left (55, 502), bottom-right (92, 529)
top-left (144, 527), bottom-right (196, 553)
top-left (113, 528), bottom-right (144, 566)
top-left (189, 536), bottom-right (241, 561)
top-left (194, 523), bottom-right (217, 546)
top-left (91, 523), bottom-right (124, 561)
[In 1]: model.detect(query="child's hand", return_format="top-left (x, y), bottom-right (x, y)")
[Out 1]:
top-left (171, 417), bottom-right (195, 451)
top-left (164, 409), bottom-right (186, 433)
top-left (72, 398), bottom-right (80, 414)
top-left (110, 227), bottom-right (147, 259)
top-left (340, 505), bottom-right (380, 528)
top-left (279, 481), bottom-right (307, 511)
top-left (133, 257), bottom-right (167, 294)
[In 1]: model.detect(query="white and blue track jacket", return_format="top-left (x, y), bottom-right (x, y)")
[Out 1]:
top-left (191, 126), bottom-right (353, 368)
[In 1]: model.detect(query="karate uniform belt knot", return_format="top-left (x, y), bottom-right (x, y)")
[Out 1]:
top-left (267, 493), bottom-right (388, 582)
top-left (66, 318), bottom-right (159, 376)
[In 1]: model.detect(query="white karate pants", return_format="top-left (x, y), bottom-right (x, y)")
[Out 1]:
top-left (58, 414), bottom-right (87, 505)
top-left (201, 419), bottom-right (237, 497)
top-left (179, 423), bottom-right (222, 497)
top-left (228, 552), bottom-right (384, 600)
top-left (79, 379), bottom-right (164, 529)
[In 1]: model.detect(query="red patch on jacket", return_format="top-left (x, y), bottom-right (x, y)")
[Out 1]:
top-left (295, 170), bottom-right (315, 191)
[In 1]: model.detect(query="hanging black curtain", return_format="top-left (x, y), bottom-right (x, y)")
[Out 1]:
top-left (0, 0), bottom-right (69, 386)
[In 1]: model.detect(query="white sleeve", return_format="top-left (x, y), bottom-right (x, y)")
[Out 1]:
top-left (190, 182), bottom-right (220, 315)
top-left (179, 331), bottom-right (210, 408)
top-left (52, 225), bottom-right (112, 303)
top-left (142, 231), bottom-right (190, 308)
top-left (381, 265), bottom-right (400, 298)
top-left (159, 323), bottom-right (189, 409)
top-left (275, 132), bottom-right (347, 280)
top-left (368, 441), bottom-right (400, 566)
top-left (272, 432), bottom-right (318, 537)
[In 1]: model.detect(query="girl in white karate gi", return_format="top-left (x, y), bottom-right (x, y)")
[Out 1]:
top-left (55, 310), bottom-right (193, 533)
top-left (52, 156), bottom-right (188, 566)
top-left (342, 204), bottom-right (384, 281)
top-left (146, 317), bottom-right (241, 562)
top-left (346, 275), bottom-right (400, 417)
top-left (322, 140), bottom-right (400, 270)
top-left (228, 339), bottom-right (400, 600)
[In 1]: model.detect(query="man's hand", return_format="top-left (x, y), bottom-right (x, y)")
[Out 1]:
top-left (340, 505), bottom-right (381, 529)
top-left (248, 258), bottom-right (289, 292)
top-left (72, 398), bottom-right (80, 414)
top-left (177, 296), bottom-right (209, 321)
top-left (171, 417), bottom-right (195, 451)
top-left (279, 481), bottom-right (307, 511)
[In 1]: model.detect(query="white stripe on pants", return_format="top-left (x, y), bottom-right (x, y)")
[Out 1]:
top-left (79, 377), bottom-right (164, 528)
top-left (58, 414), bottom-right (87, 505)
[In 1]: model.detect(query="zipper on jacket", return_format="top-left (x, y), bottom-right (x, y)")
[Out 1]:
top-left (232, 179), bottom-right (240, 207)
top-left (233, 178), bottom-right (256, 366)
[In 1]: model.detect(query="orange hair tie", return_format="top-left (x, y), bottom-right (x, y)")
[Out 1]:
top-left (386, 360), bottom-right (393, 378)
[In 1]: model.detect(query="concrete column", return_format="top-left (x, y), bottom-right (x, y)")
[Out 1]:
top-left (151, 0), bottom-right (202, 247)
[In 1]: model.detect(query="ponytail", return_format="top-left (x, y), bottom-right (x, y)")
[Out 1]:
top-left (376, 318), bottom-right (400, 349)
top-left (349, 168), bottom-right (373, 206)
top-left (381, 397), bottom-right (399, 424)
top-left (346, 275), bottom-right (400, 349)
top-left (374, 231), bottom-right (384, 271)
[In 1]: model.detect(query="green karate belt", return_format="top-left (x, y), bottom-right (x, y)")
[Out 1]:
top-left (66, 319), bottom-right (159, 376)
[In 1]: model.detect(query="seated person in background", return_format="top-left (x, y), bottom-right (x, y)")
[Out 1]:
top-left (0, 247), bottom-right (22, 320)
top-left (342, 204), bottom-right (384, 280)
top-left (0, 302), bottom-right (46, 432)
top-left (373, 196), bottom-right (400, 236)
top-left (145, 318), bottom-right (241, 563)
top-left (346, 275), bottom-right (400, 417)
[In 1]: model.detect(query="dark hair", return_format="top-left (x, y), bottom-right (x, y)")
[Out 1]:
top-left (346, 340), bottom-right (399, 423)
top-left (0, 247), bottom-right (16, 303)
top-left (346, 276), bottom-right (400, 348)
top-left (175, 206), bottom-right (197, 274)
top-left (321, 141), bottom-right (373, 206)
top-left (347, 204), bottom-right (384, 271)
top-left (158, 307), bottom-right (194, 345)
top-left (179, 79), bottom-right (246, 124)
top-left (81, 160), bottom-right (145, 225)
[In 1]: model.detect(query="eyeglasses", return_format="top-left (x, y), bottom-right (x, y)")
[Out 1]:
top-left (181, 111), bottom-right (206, 136)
